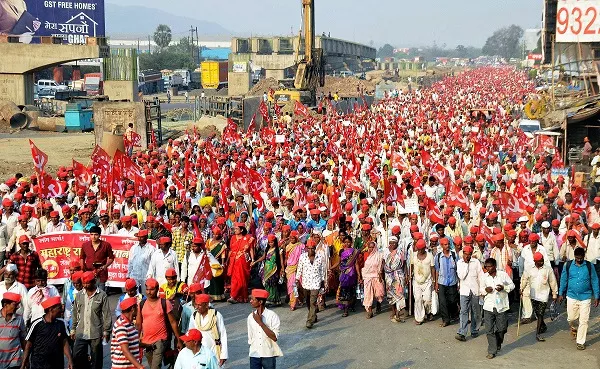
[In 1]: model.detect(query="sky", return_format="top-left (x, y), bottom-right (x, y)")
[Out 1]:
top-left (107, 0), bottom-right (543, 47)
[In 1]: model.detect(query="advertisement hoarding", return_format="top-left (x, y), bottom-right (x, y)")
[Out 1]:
top-left (556, 0), bottom-right (600, 43)
top-left (0, 0), bottom-right (105, 44)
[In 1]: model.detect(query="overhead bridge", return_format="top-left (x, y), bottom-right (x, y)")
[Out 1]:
top-left (228, 35), bottom-right (376, 96)
top-left (0, 36), bottom-right (109, 105)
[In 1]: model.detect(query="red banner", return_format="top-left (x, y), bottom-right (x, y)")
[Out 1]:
top-left (33, 233), bottom-right (156, 287)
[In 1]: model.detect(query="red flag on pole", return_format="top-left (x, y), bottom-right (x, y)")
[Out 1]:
top-left (294, 100), bottom-right (310, 117)
top-left (258, 100), bottom-right (270, 123)
top-left (39, 172), bottom-right (64, 199)
top-left (29, 140), bottom-right (48, 174)
top-left (72, 159), bottom-right (92, 188)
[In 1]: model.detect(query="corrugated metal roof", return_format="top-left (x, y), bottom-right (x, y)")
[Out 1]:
top-left (201, 47), bottom-right (231, 60)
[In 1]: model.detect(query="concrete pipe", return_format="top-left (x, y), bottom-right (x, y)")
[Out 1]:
top-left (21, 105), bottom-right (40, 128)
top-left (37, 117), bottom-right (64, 132)
top-left (0, 100), bottom-right (28, 129)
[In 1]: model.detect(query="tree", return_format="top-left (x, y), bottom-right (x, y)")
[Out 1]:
top-left (153, 24), bottom-right (172, 50)
top-left (455, 45), bottom-right (467, 58)
top-left (482, 25), bottom-right (524, 60)
top-left (377, 43), bottom-right (395, 58)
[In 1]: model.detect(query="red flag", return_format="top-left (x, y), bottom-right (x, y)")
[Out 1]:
top-left (427, 198), bottom-right (444, 225)
top-left (294, 100), bottom-right (310, 117)
top-left (472, 141), bottom-right (489, 160)
top-left (268, 88), bottom-right (275, 100)
top-left (317, 100), bottom-right (323, 114)
top-left (111, 165), bottom-right (125, 200)
top-left (260, 127), bottom-right (276, 145)
top-left (222, 127), bottom-right (242, 146)
top-left (390, 152), bottom-right (408, 171)
top-left (497, 191), bottom-right (522, 219)
top-left (258, 100), bottom-right (270, 123)
top-left (420, 150), bottom-right (434, 169)
top-left (273, 102), bottom-right (282, 117)
top-left (135, 173), bottom-right (152, 198)
top-left (72, 160), bottom-right (92, 188)
top-left (192, 253), bottom-right (213, 284)
top-left (210, 156), bottom-right (220, 180)
top-left (39, 172), bottom-right (64, 199)
top-left (221, 175), bottom-right (231, 216)
top-left (226, 118), bottom-right (238, 132)
top-left (90, 145), bottom-right (111, 177)
top-left (29, 140), bottom-right (48, 174)
top-left (329, 188), bottom-right (341, 220)
top-left (572, 187), bottom-right (589, 214)
top-left (552, 151), bottom-right (565, 168)
top-left (231, 166), bottom-right (250, 194)
top-left (246, 113), bottom-right (256, 135)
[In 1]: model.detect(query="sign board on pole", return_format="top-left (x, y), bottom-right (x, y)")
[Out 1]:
top-left (2, 0), bottom-right (105, 44)
top-left (232, 62), bottom-right (247, 73)
top-left (556, 0), bottom-right (600, 43)
top-left (275, 135), bottom-right (285, 143)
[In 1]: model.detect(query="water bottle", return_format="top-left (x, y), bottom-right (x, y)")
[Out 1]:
top-left (293, 284), bottom-right (299, 298)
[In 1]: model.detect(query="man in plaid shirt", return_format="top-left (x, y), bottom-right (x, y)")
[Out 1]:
top-left (172, 216), bottom-right (193, 268)
top-left (8, 235), bottom-right (40, 289)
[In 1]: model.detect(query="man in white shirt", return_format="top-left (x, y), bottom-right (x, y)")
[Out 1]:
top-left (174, 328), bottom-right (219, 369)
top-left (146, 236), bottom-right (179, 286)
top-left (1, 198), bottom-right (18, 239)
top-left (44, 211), bottom-right (67, 233)
top-left (455, 245), bottom-right (484, 342)
top-left (181, 237), bottom-right (219, 288)
top-left (117, 216), bottom-right (139, 237)
top-left (520, 252), bottom-right (558, 342)
top-left (0, 263), bottom-right (27, 315)
top-left (481, 257), bottom-right (515, 359)
top-left (247, 289), bottom-right (283, 369)
top-left (584, 223), bottom-right (600, 279)
top-left (23, 268), bottom-right (60, 325)
top-left (295, 240), bottom-right (326, 329)
top-left (187, 294), bottom-right (228, 366)
top-left (127, 229), bottom-right (156, 294)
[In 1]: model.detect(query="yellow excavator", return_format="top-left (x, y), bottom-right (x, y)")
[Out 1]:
top-left (273, 0), bottom-right (325, 107)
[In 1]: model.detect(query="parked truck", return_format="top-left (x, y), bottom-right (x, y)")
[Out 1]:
top-left (83, 73), bottom-right (103, 95)
top-left (201, 61), bottom-right (228, 89)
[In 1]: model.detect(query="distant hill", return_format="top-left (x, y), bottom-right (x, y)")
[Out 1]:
top-left (105, 4), bottom-right (232, 39)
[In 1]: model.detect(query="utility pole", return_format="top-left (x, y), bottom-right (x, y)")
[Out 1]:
top-left (190, 26), bottom-right (196, 64)
top-left (195, 27), bottom-right (199, 67)
top-left (147, 35), bottom-right (151, 54)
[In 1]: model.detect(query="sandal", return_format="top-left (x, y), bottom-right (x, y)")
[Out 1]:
top-left (415, 321), bottom-right (423, 325)
top-left (576, 344), bottom-right (585, 350)
top-left (342, 312), bottom-right (349, 317)
top-left (366, 312), bottom-right (373, 319)
top-left (440, 321), bottom-right (449, 327)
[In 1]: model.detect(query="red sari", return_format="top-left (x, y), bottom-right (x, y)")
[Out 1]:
top-left (228, 234), bottom-right (254, 302)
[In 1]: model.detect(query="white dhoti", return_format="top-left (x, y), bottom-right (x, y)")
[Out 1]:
top-left (413, 278), bottom-right (433, 323)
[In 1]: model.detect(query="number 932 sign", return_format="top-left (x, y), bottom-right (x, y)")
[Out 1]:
top-left (556, 0), bottom-right (600, 42)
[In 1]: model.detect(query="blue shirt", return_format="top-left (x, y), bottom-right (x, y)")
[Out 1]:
top-left (179, 301), bottom-right (195, 334)
top-left (306, 218), bottom-right (326, 231)
top-left (434, 251), bottom-right (458, 286)
top-left (72, 221), bottom-right (96, 232)
top-left (559, 261), bottom-right (600, 301)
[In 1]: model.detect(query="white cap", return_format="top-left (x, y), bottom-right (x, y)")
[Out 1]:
top-left (541, 221), bottom-right (551, 228)
top-left (0, 184), bottom-right (9, 192)
top-left (389, 236), bottom-right (398, 243)
top-left (5, 264), bottom-right (17, 273)
top-left (518, 216), bottom-right (528, 223)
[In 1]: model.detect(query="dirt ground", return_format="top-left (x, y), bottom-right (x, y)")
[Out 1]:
top-left (0, 133), bottom-right (95, 179)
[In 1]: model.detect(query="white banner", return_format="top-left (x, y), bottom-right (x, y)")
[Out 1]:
top-left (556, 0), bottom-right (600, 43)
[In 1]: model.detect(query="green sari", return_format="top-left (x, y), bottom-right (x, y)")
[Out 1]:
top-left (207, 239), bottom-right (226, 301)
top-left (261, 246), bottom-right (281, 305)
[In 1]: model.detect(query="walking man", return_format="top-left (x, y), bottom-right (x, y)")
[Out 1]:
top-left (22, 296), bottom-right (74, 369)
top-left (558, 247), bottom-right (600, 350)
top-left (248, 289), bottom-right (283, 369)
top-left (147, 237), bottom-right (179, 286)
top-left (174, 328), bottom-right (219, 369)
top-left (520, 252), bottom-right (558, 342)
top-left (111, 297), bottom-right (144, 369)
top-left (137, 278), bottom-right (182, 369)
top-left (295, 240), bottom-right (326, 329)
top-left (434, 237), bottom-right (459, 327)
top-left (71, 271), bottom-right (112, 369)
top-left (481, 258), bottom-right (514, 359)
top-left (0, 292), bottom-right (26, 369)
top-left (127, 229), bottom-right (156, 294)
top-left (188, 294), bottom-right (228, 367)
top-left (455, 245), bottom-right (483, 341)
top-left (79, 226), bottom-right (114, 291)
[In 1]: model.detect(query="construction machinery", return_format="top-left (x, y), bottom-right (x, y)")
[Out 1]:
top-left (274, 0), bottom-right (325, 107)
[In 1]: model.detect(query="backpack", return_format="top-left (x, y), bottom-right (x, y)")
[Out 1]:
top-left (140, 298), bottom-right (172, 343)
top-left (436, 250), bottom-right (457, 266)
top-left (563, 260), bottom-right (593, 297)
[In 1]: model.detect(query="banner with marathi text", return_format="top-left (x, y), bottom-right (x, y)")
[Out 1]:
top-left (33, 232), bottom-right (156, 287)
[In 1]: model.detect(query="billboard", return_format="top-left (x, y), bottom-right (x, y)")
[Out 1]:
top-left (0, 0), bottom-right (105, 44)
top-left (556, 0), bottom-right (600, 43)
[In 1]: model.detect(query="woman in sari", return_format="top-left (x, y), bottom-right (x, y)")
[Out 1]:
top-left (297, 223), bottom-right (309, 244)
top-left (334, 235), bottom-right (362, 317)
top-left (206, 227), bottom-right (227, 301)
top-left (251, 222), bottom-right (271, 288)
top-left (384, 236), bottom-right (408, 322)
top-left (227, 222), bottom-right (254, 303)
top-left (285, 230), bottom-right (305, 310)
top-left (361, 241), bottom-right (384, 319)
top-left (324, 221), bottom-right (343, 294)
top-left (252, 234), bottom-right (283, 306)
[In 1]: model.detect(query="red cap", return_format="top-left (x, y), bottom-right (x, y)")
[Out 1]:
top-left (3, 292), bottom-right (21, 303)
top-left (119, 297), bottom-right (138, 311)
top-left (165, 268), bottom-right (177, 277)
top-left (463, 245), bottom-right (474, 254)
top-left (145, 278), bottom-right (159, 288)
top-left (533, 252), bottom-right (544, 261)
top-left (440, 238), bottom-right (449, 245)
top-left (135, 229), bottom-right (149, 237)
top-left (453, 236), bottom-right (462, 245)
top-left (158, 236), bottom-right (171, 244)
top-left (251, 289), bottom-right (269, 299)
top-left (181, 328), bottom-right (202, 342)
top-left (592, 223), bottom-right (600, 230)
top-left (71, 271), bottom-right (83, 282)
top-left (41, 296), bottom-right (62, 310)
top-left (195, 294), bottom-right (210, 304)
top-left (192, 236), bottom-right (205, 244)
top-left (18, 235), bottom-right (30, 244)
top-left (125, 278), bottom-right (137, 290)
top-left (528, 233), bottom-right (540, 242)
top-left (82, 271), bottom-right (95, 283)
top-left (121, 216), bottom-right (132, 222)
top-left (448, 217), bottom-right (456, 225)
top-left (551, 219), bottom-right (560, 227)
top-left (566, 230), bottom-right (577, 238)
top-left (188, 283), bottom-right (202, 294)
top-left (475, 234), bottom-right (485, 242)
top-left (415, 239), bottom-right (426, 250)
top-left (2, 198), bottom-right (12, 207)
top-left (392, 225), bottom-right (401, 235)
